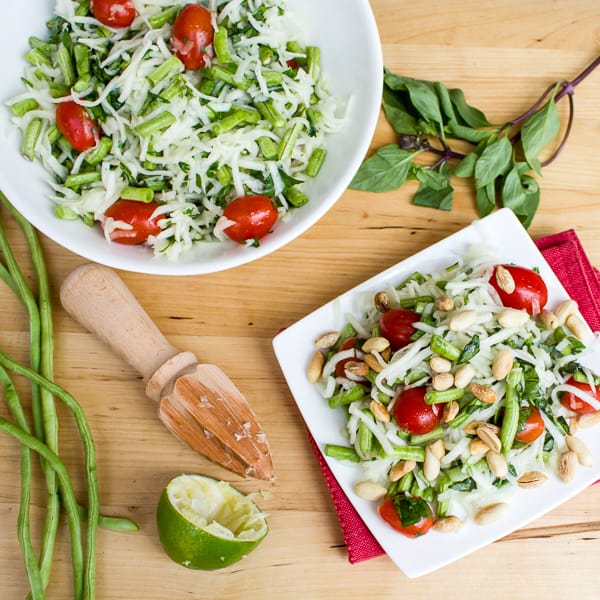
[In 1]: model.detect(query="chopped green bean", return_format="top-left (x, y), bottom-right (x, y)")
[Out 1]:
top-left (134, 111), bottom-right (176, 137)
top-left (277, 121), bottom-right (303, 160)
top-left (56, 44), bottom-right (75, 86)
top-left (65, 172), bottom-right (102, 190)
top-left (22, 119), bottom-right (42, 161)
top-left (147, 55), bottom-right (183, 88)
top-left (214, 26), bottom-right (232, 63)
top-left (306, 148), bottom-right (326, 177)
top-left (148, 4), bottom-right (180, 29)
top-left (120, 187), bottom-right (154, 203)
top-left (84, 137), bottom-right (112, 166)
top-left (257, 136), bottom-right (277, 159)
top-left (328, 384), bottom-right (366, 409)
top-left (255, 100), bottom-right (285, 129)
top-left (10, 98), bottom-right (39, 117)
top-left (430, 334), bottom-right (461, 361)
top-left (284, 186), bottom-right (308, 207)
top-left (424, 387), bottom-right (465, 405)
top-left (324, 444), bottom-right (361, 462)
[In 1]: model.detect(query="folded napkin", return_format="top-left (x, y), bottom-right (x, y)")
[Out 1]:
top-left (309, 229), bottom-right (600, 564)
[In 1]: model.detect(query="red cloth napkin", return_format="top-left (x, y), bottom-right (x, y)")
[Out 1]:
top-left (310, 229), bottom-right (600, 564)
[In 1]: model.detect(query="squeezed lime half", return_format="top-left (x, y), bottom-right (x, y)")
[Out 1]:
top-left (156, 474), bottom-right (268, 570)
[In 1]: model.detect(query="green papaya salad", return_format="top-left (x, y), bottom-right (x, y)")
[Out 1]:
top-left (9, 0), bottom-right (344, 258)
top-left (307, 248), bottom-right (600, 537)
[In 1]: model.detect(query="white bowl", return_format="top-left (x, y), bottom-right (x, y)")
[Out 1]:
top-left (0, 0), bottom-right (382, 275)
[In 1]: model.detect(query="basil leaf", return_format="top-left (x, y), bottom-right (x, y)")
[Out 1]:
top-left (383, 84), bottom-right (419, 134)
top-left (514, 174), bottom-right (540, 228)
top-left (392, 494), bottom-right (431, 528)
top-left (433, 81), bottom-right (457, 122)
top-left (415, 163), bottom-right (449, 190)
top-left (384, 73), bottom-right (445, 135)
top-left (501, 163), bottom-right (529, 212)
top-left (413, 178), bottom-right (454, 211)
top-left (452, 152), bottom-right (478, 178)
top-left (521, 95), bottom-right (560, 170)
top-left (449, 88), bottom-right (490, 128)
top-left (446, 121), bottom-right (491, 144)
top-left (476, 181), bottom-right (496, 217)
top-left (349, 145), bottom-right (416, 192)
top-left (457, 334), bottom-right (480, 364)
top-left (474, 136), bottom-right (512, 188)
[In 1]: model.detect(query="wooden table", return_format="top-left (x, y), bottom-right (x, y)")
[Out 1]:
top-left (1, 1), bottom-right (599, 598)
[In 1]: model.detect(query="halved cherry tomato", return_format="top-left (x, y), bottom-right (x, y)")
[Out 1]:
top-left (515, 406), bottom-right (545, 444)
top-left (334, 337), bottom-right (359, 378)
top-left (103, 200), bottom-right (162, 245)
top-left (393, 386), bottom-right (441, 435)
top-left (378, 308), bottom-right (420, 351)
top-left (489, 264), bottom-right (548, 315)
top-left (222, 195), bottom-right (278, 243)
top-left (171, 4), bottom-right (214, 70)
top-left (560, 376), bottom-right (600, 414)
top-left (90, 0), bottom-right (136, 28)
top-left (378, 494), bottom-right (433, 539)
top-left (55, 101), bottom-right (99, 152)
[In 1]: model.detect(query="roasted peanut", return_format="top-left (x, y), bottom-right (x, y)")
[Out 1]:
top-left (429, 355), bottom-right (452, 373)
top-left (307, 350), bottom-right (325, 383)
top-left (389, 460), bottom-right (417, 482)
top-left (454, 363), bottom-right (475, 389)
top-left (469, 382), bottom-right (497, 404)
top-left (443, 400), bottom-right (460, 423)
top-left (432, 516), bottom-right (463, 533)
top-left (432, 372), bottom-right (454, 391)
top-left (374, 291), bottom-right (391, 313)
top-left (369, 399), bottom-right (390, 423)
top-left (497, 308), bottom-right (529, 329)
top-left (448, 309), bottom-right (477, 332)
top-left (435, 294), bottom-right (455, 312)
top-left (353, 481), bottom-right (387, 501)
top-left (565, 435), bottom-right (593, 467)
top-left (314, 330), bottom-right (340, 349)
top-left (494, 265), bottom-right (515, 294)
top-left (517, 471), bottom-right (548, 488)
top-left (492, 348), bottom-right (513, 380)
top-left (474, 502), bottom-right (509, 525)
top-left (362, 336), bottom-right (390, 354)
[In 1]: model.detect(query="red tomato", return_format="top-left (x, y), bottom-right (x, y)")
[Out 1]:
top-left (171, 4), bottom-right (214, 70)
top-left (379, 308), bottom-right (420, 351)
top-left (515, 406), bottom-right (545, 444)
top-left (489, 264), bottom-right (548, 315)
top-left (378, 494), bottom-right (433, 539)
top-left (560, 376), bottom-right (600, 415)
top-left (393, 387), bottom-right (441, 435)
top-left (90, 0), bottom-right (136, 28)
top-left (334, 337), bottom-right (359, 378)
top-left (222, 195), bottom-right (278, 243)
top-left (103, 200), bottom-right (162, 245)
top-left (55, 101), bottom-right (99, 152)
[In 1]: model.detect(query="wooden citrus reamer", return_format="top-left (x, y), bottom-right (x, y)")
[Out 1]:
top-left (59, 263), bottom-right (274, 481)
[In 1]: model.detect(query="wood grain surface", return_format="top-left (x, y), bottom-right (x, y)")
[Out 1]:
top-left (1, 1), bottom-right (600, 598)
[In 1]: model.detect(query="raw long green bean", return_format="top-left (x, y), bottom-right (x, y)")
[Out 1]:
top-left (0, 368), bottom-right (45, 600)
top-left (0, 415), bottom-right (84, 600)
top-left (1, 195), bottom-right (61, 591)
top-left (0, 350), bottom-right (99, 600)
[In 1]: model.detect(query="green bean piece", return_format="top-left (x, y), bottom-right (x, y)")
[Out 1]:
top-left (148, 4), bottom-right (180, 29)
top-left (10, 98), bottom-right (39, 117)
top-left (409, 425), bottom-right (445, 445)
top-left (430, 334), bottom-right (461, 361)
top-left (216, 165), bottom-right (232, 186)
top-left (210, 64), bottom-right (251, 90)
top-left (25, 48), bottom-right (52, 67)
top-left (213, 108), bottom-right (260, 135)
top-left (424, 387), bottom-right (465, 405)
top-left (213, 26), bottom-right (232, 63)
top-left (328, 384), bottom-right (366, 409)
top-left (400, 295), bottom-right (434, 309)
top-left (306, 148), bottom-right (326, 177)
top-left (54, 205), bottom-right (79, 220)
top-left (277, 121), bottom-right (303, 161)
top-left (135, 111), bottom-right (176, 137)
top-left (120, 187), bottom-right (154, 203)
top-left (147, 55), bottom-right (183, 88)
top-left (388, 445), bottom-right (425, 462)
top-left (324, 444), bottom-right (361, 463)
top-left (284, 186), bottom-right (308, 207)
top-left (28, 36), bottom-right (53, 56)
top-left (357, 411), bottom-right (374, 457)
top-left (255, 100), bottom-right (285, 129)
top-left (74, 44), bottom-right (90, 78)
top-left (159, 76), bottom-right (187, 101)
top-left (0, 369), bottom-right (45, 600)
top-left (22, 119), bottom-right (43, 161)
top-left (65, 172), bottom-right (102, 190)
top-left (257, 136), bottom-right (277, 160)
top-left (56, 45), bottom-right (76, 87)
top-left (259, 45), bottom-right (274, 65)
top-left (263, 70), bottom-right (283, 86)
top-left (306, 47), bottom-right (320, 81)
top-left (500, 367), bottom-right (523, 454)
top-left (84, 137), bottom-right (112, 165)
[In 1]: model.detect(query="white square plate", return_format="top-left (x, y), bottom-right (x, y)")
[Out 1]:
top-left (272, 208), bottom-right (599, 578)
